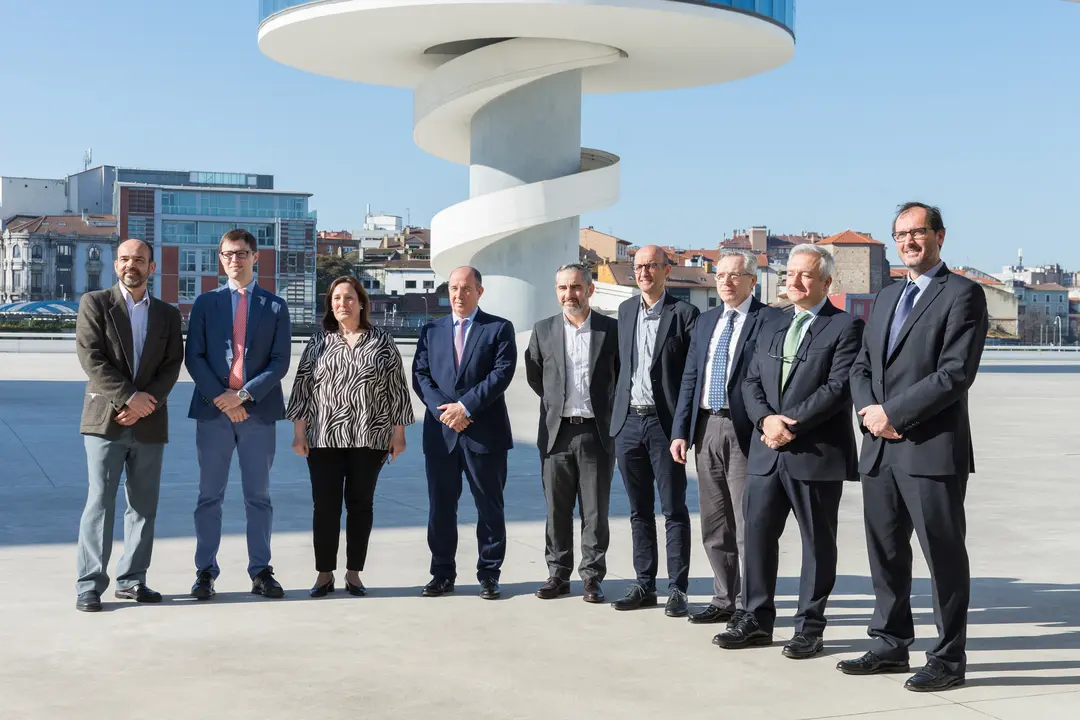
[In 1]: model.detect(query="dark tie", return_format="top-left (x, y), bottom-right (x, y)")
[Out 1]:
top-left (887, 282), bottom-right (919, 356)
top-left (707, 310), bottom-right (738, 410)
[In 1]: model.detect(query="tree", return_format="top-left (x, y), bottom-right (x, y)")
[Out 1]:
top-left (316, 254), bottom-right (357, 301)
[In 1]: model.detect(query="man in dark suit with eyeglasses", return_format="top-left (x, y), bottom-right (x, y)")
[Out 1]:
top-left (713, 244), bottom-right (862, 658)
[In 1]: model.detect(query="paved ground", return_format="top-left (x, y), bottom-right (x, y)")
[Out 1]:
top-left (1, 346), bottom-right (1078, 720)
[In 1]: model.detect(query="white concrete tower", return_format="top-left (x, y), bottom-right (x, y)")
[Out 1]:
top-left (258, 0), bottom-right (796, 331)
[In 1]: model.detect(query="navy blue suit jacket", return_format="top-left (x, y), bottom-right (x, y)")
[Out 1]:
top-left (412, 309), bottom-right (517, 454)
top-left (672, 296), bottom-right (784, 455)
top-left (185, 283), bottom-right (292, 421)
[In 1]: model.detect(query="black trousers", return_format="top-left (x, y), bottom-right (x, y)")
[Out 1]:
top-left (743, 463), bottom-right (844, 636)
top-left (615, 413), bottom-right (691, 592)
top-left (306, 447), bottom-right (387, 573)
top-left (541, 418), bottom-right (613, 583)
top-left (863, 465), bottom-right (969, 674)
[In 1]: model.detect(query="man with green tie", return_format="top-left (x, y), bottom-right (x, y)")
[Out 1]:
top-left (713, 243), bottom-right (863, 658)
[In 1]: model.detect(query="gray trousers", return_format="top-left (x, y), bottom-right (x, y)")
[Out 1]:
top-left (694, 410), bottom-right (748, 610)
top-left (76, 430), bottom-right (165, 595)
top-left (541, 419), bottom-right (613, 583)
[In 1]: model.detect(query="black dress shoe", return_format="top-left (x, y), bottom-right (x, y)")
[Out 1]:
top-left (114, 583), bottom-right (162, 603)
top-left (836, 651), bottom-right (910, 675)
top-left (76, 591), bottom-right (102, 613)
top-left (714, 613), bottom-right (773, 649)
top-left (611, 584), bottom-right (658, 611)
top-left (665, 588), bottom-right (689, 617)
top-left (309, 577), bottom-right (335, 598)
top-left (191, 570), bottom-right (215, 601)
top-left (251, 568), bottom-right (285, 599)
top-left (782, 633), bottom-right (824, 659)
top-left (345, 580), bottom-right (367, 597)
top-left (583, 580), bottom-right (605, 604)
top-left (904, 660), bottom-right (965, 692)
top-left (688, 605), bottom-right (734, 624)
top-left (422, 577), bottom-right (455, 597)
top-left (479, 579), bottom-right (501, 600)
top-left (535, 577), bottom-right (570, 600)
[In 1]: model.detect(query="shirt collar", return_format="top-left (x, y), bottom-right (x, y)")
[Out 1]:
top-left (563, 309), bottom-right (592, 331)
top-left (795, 296), bottom-right (829, 318)
top-left (453, 307), bottom-right (479, 325)
top-left (724, 293), bottom-right (754, 317)
top-left (640, 291), bottom-right (666, 316)
top-left (228, 277), bottom-right (257, 294)
top-left (907, 261), bottom-right (943, 293)
top-left (119, 284), bottom-right (150, 307)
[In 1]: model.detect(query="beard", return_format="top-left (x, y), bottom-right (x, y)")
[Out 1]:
top-left (120, 270), bottom-right (145, 288)
top-left (562, 300), bottom-right (586, 316)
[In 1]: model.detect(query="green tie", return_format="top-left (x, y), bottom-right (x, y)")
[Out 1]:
top-left (781, 311), bottom-right (811, 388)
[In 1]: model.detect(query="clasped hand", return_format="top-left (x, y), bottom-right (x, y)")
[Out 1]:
top-left (760, 414), bottom-right (797, 450)
top-left (438, 402), bottom-right (471, 432)
top-left (115, 391), bottom-right (157, 426)
top-left (215, 390), bottom-right (248, 423)
top-left (858, 404), bottom-right (902, 440)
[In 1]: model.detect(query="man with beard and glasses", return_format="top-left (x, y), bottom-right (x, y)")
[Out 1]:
top-left (74, 238), bottom-right (184, 612)
top-left (525, 263), bottom-right (619, 603)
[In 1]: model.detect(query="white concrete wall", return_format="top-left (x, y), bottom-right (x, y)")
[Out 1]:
top-left (383, 268), bottom-right (439, 294)
top-left (0, 177), bottom-right (68, 227)
top-left (590, 281), bottom-right (636, 313)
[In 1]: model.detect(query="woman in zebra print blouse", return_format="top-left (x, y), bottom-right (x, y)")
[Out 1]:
top-left (287, 276), bottom-right (415, 598)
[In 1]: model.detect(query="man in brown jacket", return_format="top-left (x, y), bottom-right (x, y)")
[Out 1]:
top-left (74, 238), bottom-right (183, 612)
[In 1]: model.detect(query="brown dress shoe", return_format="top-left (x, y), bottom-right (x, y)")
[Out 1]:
top-left (583, 580), bottom-right (605, 603)
top-left (535, 577), bottom-right (571, 599)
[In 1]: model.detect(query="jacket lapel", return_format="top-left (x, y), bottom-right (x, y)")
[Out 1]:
top-left (727, 298), bottom-right (762, 392)
top-left (650, 295), bottom-right (674, 370)
top-left (552, 315), bottom-right (567, 383)
top-left (455, 310), bottom-right (483, 378)
top-left (695, 308), bottom-right (722, 380)
top-left (782, 302), bottom-right (836, 391)
top-left (246, 283), bottom-right (266, 350)
top-left (108, 285), bottom-right (136, 380)
top-left (134, 298), bottom-right (167, 384)
top-left (873, 280), bottom-right (903, 369)
top-left (587, 313), bottom-right (604, 383)
top-left (886, 267), bottom-right (949, 364)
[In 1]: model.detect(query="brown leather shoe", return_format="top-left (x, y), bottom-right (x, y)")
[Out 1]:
top-left (535, 577), bottom-right (571, 599)
top-left (583, 580), bottom-right (605, 604)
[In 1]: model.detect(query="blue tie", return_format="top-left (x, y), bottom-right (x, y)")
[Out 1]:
top-left (707, 310), bottom-right (738, 410)
top-left (887, 282), bottom-right (919, 356)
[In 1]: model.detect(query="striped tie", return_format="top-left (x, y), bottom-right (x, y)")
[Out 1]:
top-left (229, 288), bottom-right (247, 390)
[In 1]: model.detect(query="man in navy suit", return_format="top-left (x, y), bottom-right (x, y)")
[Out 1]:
top-left (671, 249), bottom-right (783, 630)
top-left (185, 228), bottom-right (292, 600)
top-left (412, 266), bottom-right (517, 600)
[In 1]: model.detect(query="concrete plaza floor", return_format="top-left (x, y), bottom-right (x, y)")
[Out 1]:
top-left (1, 345), bottom-right (1078, 720)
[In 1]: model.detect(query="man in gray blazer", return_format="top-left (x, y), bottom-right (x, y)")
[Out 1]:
top-left (74, 238), bottom-right (184, 612)
top-left (525, 263), bottom-right (619, 603)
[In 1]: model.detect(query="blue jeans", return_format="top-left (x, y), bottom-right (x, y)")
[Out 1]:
top-left (193, 414), bottom-right (276, 579)
top-left (76, 430), bottom-right (164, 595)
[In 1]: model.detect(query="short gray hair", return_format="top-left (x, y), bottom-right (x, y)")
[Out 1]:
top-left (556, 263), bottom-right (593, 285)
top-left (717, 249), bottom-right (758, 276)
top-left (788, 244), bottom-right (835, 282)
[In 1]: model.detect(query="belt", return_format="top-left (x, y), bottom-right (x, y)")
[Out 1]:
top-left (562, 416), bottom-right (593, 425)
top-left (629, 405), bottom-right (656, 416)
top-left (701, 407), bottom-right (730, 417)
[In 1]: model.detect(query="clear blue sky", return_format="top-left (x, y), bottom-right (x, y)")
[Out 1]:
top-left (1, 0), bottom-right (1077, 272)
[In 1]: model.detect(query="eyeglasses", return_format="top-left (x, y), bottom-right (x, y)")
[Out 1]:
top-left (634, 262), bottom-right (664, 274)
top-left (892, 227), bottom-right (931, 242)
top-left (715, 272), bottom-right (753, 283)
top-left (220, 250), bottom-right (251, 260)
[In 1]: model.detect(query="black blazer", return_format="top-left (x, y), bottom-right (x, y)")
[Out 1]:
top-left (610, 292), bottom-right (699, 439)
top-left (412, 308), bottom-right (517, 455)
top-left (849, 264), bottom-right (989, 476)
top-left (742, 300), bottom-right (863, 482)
top-left (525, 311), bottom-right (619, 456)
top-left (672, 296), bottom-right (784, 455)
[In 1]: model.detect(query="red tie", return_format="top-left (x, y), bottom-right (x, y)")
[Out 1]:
top-left (229, 288), bottom-right (248, 390)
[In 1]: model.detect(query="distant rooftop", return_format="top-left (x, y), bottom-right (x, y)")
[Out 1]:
top-left (3, 214), bottom-right (117, 237)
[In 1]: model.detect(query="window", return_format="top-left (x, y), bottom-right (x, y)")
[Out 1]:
top-left (161, 191), bottom-right (197, 215)
top-left (58, 244), bottom-right (73, 258)
top-left (31, 270), bottom-right (43, 292)
top-left (239, 195), bottom-right (276, 218)
top-left (405, 280), bottom-right (417, 289)
top-left (286, 252), bottom-right (297, 272)
top-left (127, 216), bottom-right (149, 241)
top-left (88, 246), bottom-right (101, 261)
top-left (163, 220), bottom-right (198, 244)
top-left (218, 276), bottom-right (228, 288)
top-left (708, 297), bottom-right (717, 308)
top-left (423, 280), bottom-right (434, 290)
top-left (87, 271), bottom-right (101, 292)
top-left (199, 193), bottom-right (238, 217)
top-left (12, 246), bottom-right (20, 259)
top-left (180, 249), bottom-right (197, 273)
top-left (201, 249), bottom-right (218, 273)
top-left (178, 276), bottom-right (197, 301)
top-left (127, 188), bottom-right (155, 214)
top-left (31, 245), bottom-right (43, 260)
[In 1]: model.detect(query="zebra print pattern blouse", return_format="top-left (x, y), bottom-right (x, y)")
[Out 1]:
top-left (286, 327), bottom-right (415, 449)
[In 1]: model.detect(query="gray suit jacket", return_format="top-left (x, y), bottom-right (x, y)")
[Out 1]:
top-left (75, 285), bottom-right (185, 443)
top-left (525, 311), bottom-right (619, 456)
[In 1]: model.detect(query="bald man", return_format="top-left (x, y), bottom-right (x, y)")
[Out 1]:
top-left (74, 238), bottom-right (184, 612)
top-left (412, 266), bottom-right (517, 600)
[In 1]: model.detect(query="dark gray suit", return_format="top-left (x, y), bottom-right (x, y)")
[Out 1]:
top-left (741, 300), bottom-right (863, 635)
top-left (850, 263), bottom-right (988, 675)
top-left (74, 285), bottom-right (184, 595)
top-left (525, 310), bottom-right (619, 582)
top-left (611, 291), bottom-right (699, 592)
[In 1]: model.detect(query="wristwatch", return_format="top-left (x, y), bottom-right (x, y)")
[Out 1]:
top-left (237, 389), bottom-right (252, 403)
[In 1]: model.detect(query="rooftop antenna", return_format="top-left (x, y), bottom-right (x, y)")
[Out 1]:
top-left (1018, 248), bottom-right (1023, 269)
top-left (84, 148), bottom-right (92, 171)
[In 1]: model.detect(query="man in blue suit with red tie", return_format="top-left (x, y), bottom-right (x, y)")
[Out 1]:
top-left (185, 229), bottom-right (292, 600)
top-left (412, 266), bottom-right (516, 600)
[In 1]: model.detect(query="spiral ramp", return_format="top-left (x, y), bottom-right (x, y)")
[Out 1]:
top-left (414, 38), bottom-right (622, 330)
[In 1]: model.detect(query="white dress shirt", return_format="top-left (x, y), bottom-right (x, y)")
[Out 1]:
top-left (119, 284), bottom-right (150, 378)
top-left (562, 311), bottom-right (593, 417)
top-left (699, 294), bottom-right (754, 409)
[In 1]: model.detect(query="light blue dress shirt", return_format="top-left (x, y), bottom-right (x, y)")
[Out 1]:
top-left (227, 277), bottom-right (257, 385)
top-left (119, 284), bottom-right (150, 378)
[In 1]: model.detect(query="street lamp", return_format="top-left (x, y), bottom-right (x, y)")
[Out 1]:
top-left (1053, 315), bottom-right (1062, 347)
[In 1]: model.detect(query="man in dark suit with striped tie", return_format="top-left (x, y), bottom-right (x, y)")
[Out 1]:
top-left (671, 249), bottom-right (783, 632)
top-left (839, 202), bottom-right (988, 692)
